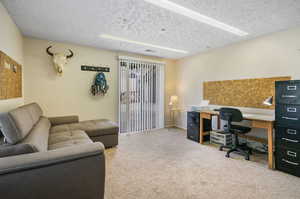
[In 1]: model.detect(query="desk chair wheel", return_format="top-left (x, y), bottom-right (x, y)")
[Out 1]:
top-left (225, 153), bottom-right (230, 158)
top-left (219, 146), bottom-right (223, 151)
top-left (220, 145), bottom-right (231, 151)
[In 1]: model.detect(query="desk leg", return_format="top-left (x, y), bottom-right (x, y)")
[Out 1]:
top-left (267, 124), bottom-right (274, 169)
top-left (199, 114), bottom-right (204, 144)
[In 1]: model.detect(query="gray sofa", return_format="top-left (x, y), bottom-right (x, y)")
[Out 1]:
top-left (0, 103), bottom-right (118, 199)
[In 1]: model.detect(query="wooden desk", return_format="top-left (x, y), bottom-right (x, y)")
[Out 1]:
top-left (199, 110), bottom-right (275, 169)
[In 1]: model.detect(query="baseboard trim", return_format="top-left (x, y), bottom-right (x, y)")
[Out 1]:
top-left (174, 125), bottom-right (187, 130)
top-left (164, 124), bottom-right (175, 128)
top-left (119, 127), bottom-right (165, 135)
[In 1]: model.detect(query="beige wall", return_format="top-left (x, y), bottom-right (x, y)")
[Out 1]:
top-left (23, 37), bottom-right (176, 124)
top-left (6, 0), bottom-right (298, 128)
top-left (0, 2), bottom-right (24, 112)
top-left (164, 59), bottom-right (177, 127)
top-left (175, 27), bottom-right (300, 128)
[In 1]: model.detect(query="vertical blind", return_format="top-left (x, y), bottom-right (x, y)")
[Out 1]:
top-left (119, 56), bottom-right (164, 134)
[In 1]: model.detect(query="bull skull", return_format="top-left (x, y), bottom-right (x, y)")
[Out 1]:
top-left (46, 46), bottom-right (74, 76)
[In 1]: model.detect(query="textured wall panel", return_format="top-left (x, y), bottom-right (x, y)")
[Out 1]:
top-left (203, 76), bottom-right (291, 109)
top-left (0, 51), bottom-right (22, 99)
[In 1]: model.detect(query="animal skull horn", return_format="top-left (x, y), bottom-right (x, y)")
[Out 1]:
top-left (66, 49), bottom-right (74, 59)
top-left (46, 46), bottom-right (54, 56)
top-left (46, 46), bottom-right (74, 76)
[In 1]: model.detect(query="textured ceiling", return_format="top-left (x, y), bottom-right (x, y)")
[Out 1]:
top-left (2, 0), bottom-right (300, 59)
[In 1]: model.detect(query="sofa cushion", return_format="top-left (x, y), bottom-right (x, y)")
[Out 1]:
top-left (27, 103), bottom-right (43, 125)
top-left (48, 116), bottom-right (79, 126)
top-left (21, 117), bottom-right (51, 152)
top-left (50, 119), bottom-right (119, 137)
top-left (90, 134), bottom-right (118, 148)
top-left (0, 112), bottom-right (21, 144)
top-left (8, 103), bottom-right (43, 141)
top-left (0, 143), bottom-right (37, 158)
top-left (48, 130), bottom-right (92, 150)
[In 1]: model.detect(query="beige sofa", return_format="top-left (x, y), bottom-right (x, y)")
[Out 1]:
top-left (0, 103), bottom-right (118, 199)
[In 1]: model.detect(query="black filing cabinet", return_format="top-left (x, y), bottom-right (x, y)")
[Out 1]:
top-left (187, 111), bottom-right (211, 142)
top-left (275, 80), bottom-right (300, 177)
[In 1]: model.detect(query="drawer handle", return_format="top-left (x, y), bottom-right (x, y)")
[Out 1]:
top-left (282, 116), bottom-right (298, 121)
top-left (287, 129), bottom-right (297, 135)
top-left (282, 95), bottom-right (296, 98)
top-left (282, 138), bottom-right (299, 143)
top-left (287, 151), bottom-right (297, 158)
top-left (282, 159), bottom-right (299, 166)
top-left (287, 107), bottom-right (297, 112)
top-left (287, 85), bottom-right (297, 90)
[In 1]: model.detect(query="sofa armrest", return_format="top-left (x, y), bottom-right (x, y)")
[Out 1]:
top-left (0, 143), bottom-right (37, 158)
top-left (0, 142), bottom-right (104, 174)
top-left (48, 115), bottom-right (79, 126)
top-left (0, 142), bottom-right (105, 199)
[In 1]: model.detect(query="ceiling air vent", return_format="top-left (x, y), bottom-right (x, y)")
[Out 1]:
top-left (145, 49), bottom-right (155, 53)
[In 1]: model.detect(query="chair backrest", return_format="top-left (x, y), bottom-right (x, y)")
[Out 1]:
top-left (219, 108), bottom-right (243, 122)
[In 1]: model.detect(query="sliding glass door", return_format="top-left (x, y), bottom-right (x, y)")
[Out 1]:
top-left (119, 57), bottom-right (164, 134)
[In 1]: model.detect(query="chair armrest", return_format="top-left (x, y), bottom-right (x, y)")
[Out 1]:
top-left (0, 142), bottom-right (105, 199)
top-left (48, 115), bottom-right (79, 126)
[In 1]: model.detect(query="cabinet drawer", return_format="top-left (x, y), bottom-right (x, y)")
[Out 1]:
top-left (187, 129), bottom-right (199, 142)
top-left (276, 126), bottom-right (300, 149)
top-left (276, 146), bottom-right (300, 177)
top-left (275, 104), bottom-right (300, 127)
top-left (276, 138), bottom-right (300, 150)
top-left (187, 125), bottom-right (199, 133)
top-left (276, 80), bottom-right (300, 105)
top-left (187, 123), bottom-right (199, 129)
top-left (187, 117), bottom-right (199, 126)
top-left (187, 112), bottom-right (199, 125)
top-left (187, 111), bottom-right (199, 118)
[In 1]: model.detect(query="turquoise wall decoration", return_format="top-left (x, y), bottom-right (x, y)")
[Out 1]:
top-left (91, 72), bottom-right (109, 96)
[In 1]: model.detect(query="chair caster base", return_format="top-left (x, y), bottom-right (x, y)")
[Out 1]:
top-left (248, 149), bottom-right (253, 155)
top-left (220, 145), bottom-right (231, 152)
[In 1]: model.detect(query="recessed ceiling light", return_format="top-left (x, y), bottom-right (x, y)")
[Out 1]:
top-left (143, 0), bottom-right (248, 36)
top-left (99, 34), bottom-right (188, 54)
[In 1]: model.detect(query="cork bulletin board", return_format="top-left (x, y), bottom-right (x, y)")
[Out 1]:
top-left (0, 51), bottom-right (22, 99)
top-left (203, 76), bottom-right (291, 109)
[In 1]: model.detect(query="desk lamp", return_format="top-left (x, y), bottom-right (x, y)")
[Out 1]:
top-left (263, 96), bottom-right (273, 106)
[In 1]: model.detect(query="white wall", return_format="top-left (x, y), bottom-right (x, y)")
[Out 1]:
top-left (0, 2), bottom-right (24, 111)
top-left (23, 37), bottom-right (176, 123)
top-left (175, 27), bottom-right (300, 128)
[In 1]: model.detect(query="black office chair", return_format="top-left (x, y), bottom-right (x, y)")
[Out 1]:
top-left (219, 108), bottom-right (252, 160)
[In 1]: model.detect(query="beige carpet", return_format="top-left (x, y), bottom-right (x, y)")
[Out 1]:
top-left (105, 128), bottom-right (300, 199)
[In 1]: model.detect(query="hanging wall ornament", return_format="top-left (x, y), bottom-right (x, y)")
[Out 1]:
top-left (91, 72), bottom-right (109, 96)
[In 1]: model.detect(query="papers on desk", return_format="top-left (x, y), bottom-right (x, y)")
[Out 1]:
top-left (211, 115), bottom-right (227, 131)
top-left (200, 100), bottom-right (210, 106)
top-left (211, 115), bottom-right (219, 130)
top-left (186, 100), bottom-right (210, 111)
